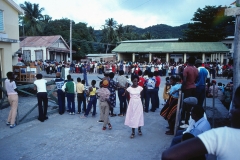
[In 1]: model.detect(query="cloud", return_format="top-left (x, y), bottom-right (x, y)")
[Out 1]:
top-left (14, 0), bottom-right (232, 29)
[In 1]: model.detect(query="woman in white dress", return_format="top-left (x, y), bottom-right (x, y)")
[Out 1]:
top-left (124, 75), bottom-right (144, 138)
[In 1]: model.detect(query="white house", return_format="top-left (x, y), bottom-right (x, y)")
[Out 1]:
top-left (20, 35), bottom-right (75, 62)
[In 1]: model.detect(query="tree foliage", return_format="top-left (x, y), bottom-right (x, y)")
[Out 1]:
top-left (43, 19), bottom-right (96, 57)
top-left (19, 1), bottom-right (46, 36)
top-left (181, 5), bottom-right (235, 42)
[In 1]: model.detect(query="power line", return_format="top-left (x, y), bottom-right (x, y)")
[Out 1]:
top-left (131, 0), bottom-right (152, 10)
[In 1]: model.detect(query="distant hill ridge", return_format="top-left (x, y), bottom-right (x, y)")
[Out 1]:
top-left (94, 23), bottom-right (189, 42)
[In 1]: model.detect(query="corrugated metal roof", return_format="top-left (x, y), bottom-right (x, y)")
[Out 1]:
top-left (20, 35), bottom-right (64, 48)
top-left (112, 42), bottom-right (229, 53)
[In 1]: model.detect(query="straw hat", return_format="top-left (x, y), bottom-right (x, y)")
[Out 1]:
top-left (102, 80), bottom-right (109, 88)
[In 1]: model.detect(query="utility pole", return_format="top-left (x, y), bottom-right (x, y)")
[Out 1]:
top-left (225, 0), bottom-right (240, 108)
top-left (70, 20), bottom-right (72, 62)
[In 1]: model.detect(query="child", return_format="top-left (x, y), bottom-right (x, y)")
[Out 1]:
top-left (76, 77), bottom-right (85, 114)
top-left (124, 75), bottom-right (144, 138)
top-left (96, 80), bottom-right (112, 130)
top-left (81, 80), bottom-right (87, 113)
top-left (62, 75), bottom-right (76, 115)
top-left (207, 80), bottom-right (218, 98)
top-left (162, 77), bottom-right (171, 104)
top-left (5, 72), bottom-right (18, 128)
top-left (82, 80), bottom-right (97, 117)
top-left (55, 72), bottom-right (65, 115)
top-left (160, 75), bottom-right (182, 135)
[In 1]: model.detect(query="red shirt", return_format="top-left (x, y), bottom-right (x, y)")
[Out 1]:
top-left (138, 76), bottom-right (145, 87)
top-left (155, 76), bottom-right (161, 87)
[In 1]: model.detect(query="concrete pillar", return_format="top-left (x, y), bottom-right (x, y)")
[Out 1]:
top-left (221, 53), bottom-right (224, 64)
top-left (202, 53), bottom-right (205, 63)
top-left (117, 53), bottom-right (121, 61)
top-left (149, 53), bottom-right (152, 62)
top-left (218, 53), bottom-right (220, 62)
top-left (54, 52), bottom-right (56, 60)
top-left (184, 53), bottom-right (187, 63)
top-left (132, 53), bottom-right (135, 62)
top-left (166, 53), bottom-right (169, 63)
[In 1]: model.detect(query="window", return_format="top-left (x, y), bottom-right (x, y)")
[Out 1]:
top-left (35, 50), bottom-right (43, 60)
top-left (0, 10), bottom-right (4, 32)
top-left (23, 50), bottom-right (31, 61)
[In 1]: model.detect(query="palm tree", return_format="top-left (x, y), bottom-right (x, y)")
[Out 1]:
top-left (20, 1), bottom-right (45, 36)
top-left (101, 18), bottom-right (118, 53)
top-left (116, 24), bottom-right (125, 41)
top-left (88, 26), bottom-right (96, 41)
top-left (41, 15), bottom-right (52, 23)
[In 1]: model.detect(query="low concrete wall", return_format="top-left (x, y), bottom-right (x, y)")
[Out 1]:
top-left (205, 97), bottom-right (230, 127)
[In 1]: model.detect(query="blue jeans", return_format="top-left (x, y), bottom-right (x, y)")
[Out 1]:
top-left (66, 93), bottom-right (75, 113)
top-left (145, 89), bottom-right (156, 112)
top-left (196, 85), bottom-right (206, 107)
top-left (83, 74), bottom-right (89, 86)
top-left (170, 129), bottom-right (185, 147)
top-left (118, 88), bottom-right (127, 114)
top-left (57, 89), bottom-right (65, 113)
top-left (85, 95), bottom-right (97, 116)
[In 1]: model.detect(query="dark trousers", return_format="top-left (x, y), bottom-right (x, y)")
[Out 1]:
top-left (57, 90), bottom-right (65, 114)
top-left (118, 88), bottom-right (127, 115)
top-left (183, 88), bottom-right (196, 99)
top-left (37, 92), bottom-right (48, 120)
top-left (154, 87), bottom-right (160, 109)
top-left (182, 88), bottom-right (196, 122)
top-left (66, 93), bottom-right (75, 113)
top-left (195, 85), bottom-right (206, 107)
top-left (85, 95), bottom-right (97, 116)
top-left (170, 129), bottom-right (185, 147)
top-left (145, 89), bottom-right (156, 112)
top-left (77, 93), bottom-right (86, 112)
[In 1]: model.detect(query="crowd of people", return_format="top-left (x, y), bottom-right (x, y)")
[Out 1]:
top-left (5, 55), bottom-right (239, 159)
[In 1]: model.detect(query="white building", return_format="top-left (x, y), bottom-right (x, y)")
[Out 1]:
top-left (20, 35), bottom-right (75, 62)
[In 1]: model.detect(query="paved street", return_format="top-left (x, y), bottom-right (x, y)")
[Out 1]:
top-left (0, 72), bottom-right (232, 160)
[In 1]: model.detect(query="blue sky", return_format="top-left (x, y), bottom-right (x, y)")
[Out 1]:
top-left (14, 0), bottom-right (234, 29)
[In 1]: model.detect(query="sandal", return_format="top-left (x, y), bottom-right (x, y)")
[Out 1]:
top-left (108, 123), bottom-right (112, 130)
top-left (130, 133), bottom-right (135, 139)
top-left (102, 127), bottom-right (107, 130)
top-left (138, 129), bottom-right (142, 135)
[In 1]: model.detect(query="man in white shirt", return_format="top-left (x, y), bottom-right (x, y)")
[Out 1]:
top-left (34, 74), bottom-right (48, 122)
top-left (162, 86), bottom-right (240, 160)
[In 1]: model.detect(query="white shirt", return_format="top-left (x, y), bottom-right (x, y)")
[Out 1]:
top-left (5, 79), bottom-right (18, 95)
top-left (198, 127), bottom-right (240, 160)
top-left (64, 68), bottom-right (70, 80)
top-left (34, 79), bottom-right (47, 92)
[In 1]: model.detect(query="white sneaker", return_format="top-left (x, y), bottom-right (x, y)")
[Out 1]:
top-left (69, 112), bottom-right (72, 115)
top-left (72, 112), bottom-right (75, 115)
top-left (180, 124), bottom-right (189, 128)
top-left (181, 120), bottom-right (185, 124)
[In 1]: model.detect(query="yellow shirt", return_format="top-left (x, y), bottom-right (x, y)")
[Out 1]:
top-left (89, 87), bottom-right (96, 96)
top-left (76, 83), bottom-right (84, 93)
